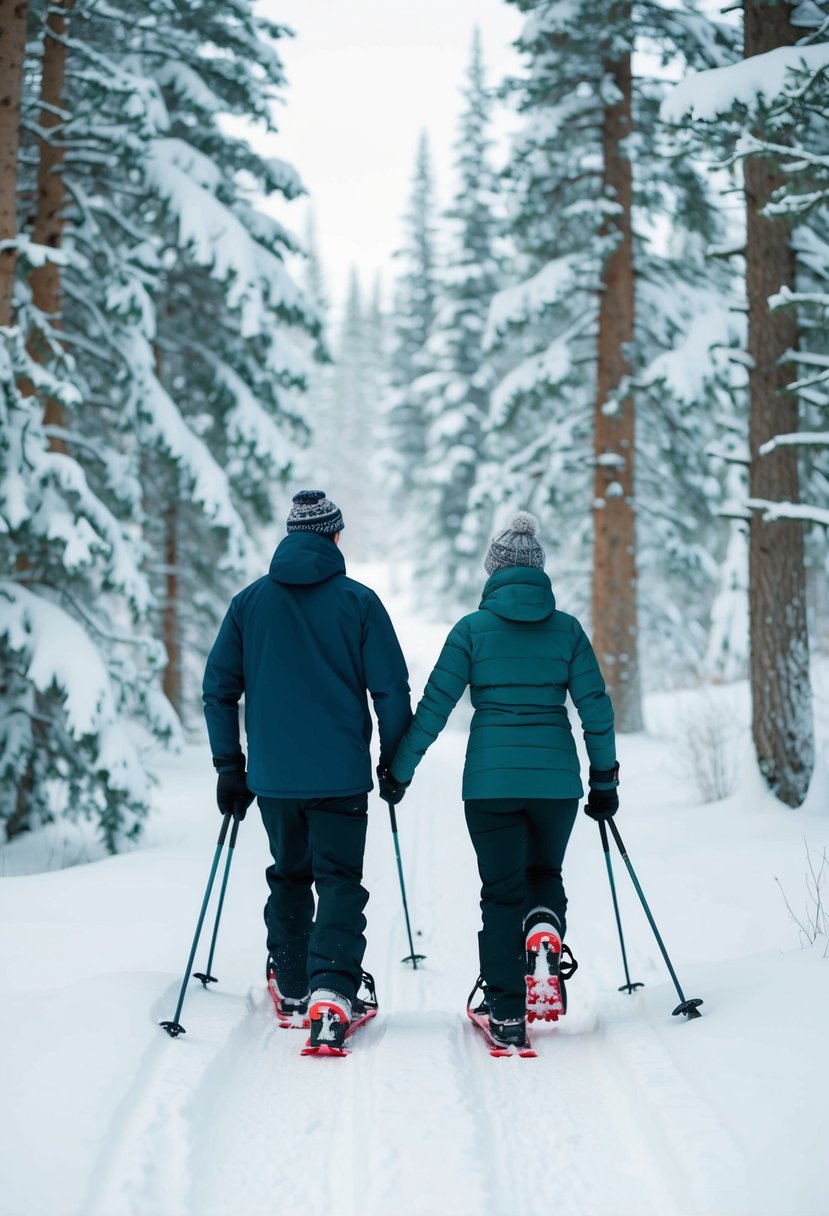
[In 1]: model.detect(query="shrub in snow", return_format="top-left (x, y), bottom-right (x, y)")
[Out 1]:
top-left (678, 691), bottom-right (742, 803)
top-left (775, 839), bottom-right (828, 951)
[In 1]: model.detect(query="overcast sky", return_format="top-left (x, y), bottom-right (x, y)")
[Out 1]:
top-left (258, 0), bottom-right (523, 314)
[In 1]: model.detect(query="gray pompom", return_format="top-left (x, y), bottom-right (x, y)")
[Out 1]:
top-left (510, 511), bottom-right (538, 535)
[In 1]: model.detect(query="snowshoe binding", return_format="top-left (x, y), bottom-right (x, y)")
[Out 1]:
top-left (524, 908), bottom-right (578, 1023)
top-left (466, 976), bottom-right (536, 1058)
top-left (302, 971), bottom-right (378, 1057)
top-left (266, 955), bottom-right (310, 1029)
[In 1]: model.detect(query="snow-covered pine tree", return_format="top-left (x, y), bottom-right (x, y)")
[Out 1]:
top-left (324, 268), bottom-right (376, 557)
top-left (2, 0), bottom-right (317, 844)
top-left (292, 208), bottom-right (335, 490)
top-left (413, 28), bottom-right (504, 610)
top-left (386, 131), bottom-right (440, 500)
top-left (1, 0), bottom-right (179, 848)
top-left (360, 273), bottom-right (392, 555)
top-left (477, 0), bottom-right (739, 723)
top-left (135, 2), bottom-right (319, 720)
top-left (665, 1), bottom-right (826, 804)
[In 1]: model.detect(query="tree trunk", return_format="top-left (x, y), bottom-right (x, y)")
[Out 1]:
top-left (0, 0), bottom-right (29, 327)
top-left (591, 17), bottom-right (643, 733)
top-left (155, 343), bottom-right (183, 718)
top-left (744, 0), bottom-right (814, 806)
top-left (28, 0), bottom-right (72, 450)
top-left (162, 501), bottom-right (184, 718)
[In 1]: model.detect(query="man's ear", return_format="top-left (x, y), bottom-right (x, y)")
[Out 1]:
top-left (332, 532), bottom-right (341, 546)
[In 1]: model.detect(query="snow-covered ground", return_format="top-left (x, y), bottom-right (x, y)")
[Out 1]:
top-left (1, 570), bottom-right (828, 1216)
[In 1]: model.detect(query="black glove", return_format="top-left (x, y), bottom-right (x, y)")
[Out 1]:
top-left (377, 764), bottom-right (410, 806)
top-left (213, 757), bottom-right (255, 820)
top-left (584, 763), bottom-right (620, 820)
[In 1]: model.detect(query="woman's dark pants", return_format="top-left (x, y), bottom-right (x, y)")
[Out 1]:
top-left (464, 797), bottom-right (578, 1020)
top-left (258, 793), bottom-right (369, 1003)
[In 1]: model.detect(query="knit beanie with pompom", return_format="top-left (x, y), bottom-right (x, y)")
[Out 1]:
top-left (286, 489), bottom-right (344, 535)
top-left (484, 511), bottom-right (546, 575)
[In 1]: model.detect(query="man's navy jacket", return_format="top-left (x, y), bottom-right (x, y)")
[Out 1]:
top-left (202, 532), bottom-right (412, 799)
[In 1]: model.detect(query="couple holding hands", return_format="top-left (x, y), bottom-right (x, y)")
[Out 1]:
top-left (203, 489), bottom-right (618, 1053)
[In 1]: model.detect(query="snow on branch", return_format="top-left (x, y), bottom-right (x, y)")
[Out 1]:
top-left (125, 333), bottom-right (252, 567)
top-left (210, 358), bottom-right (295, 471)
top-left (35, 450), bottom-right (154, 616)
top-left (0, 237), bottom-right (71, 268)
top-left (144, 139), bottom-right (316, 338)
top-left (489, 333), bottom-right (573, 426)
top-left (485, 256), bottom-right (577, 347)
top-left (662, 43), bottom-right (829, 124)
top-left (638, 305), bottom-right (741, 403)
top-left (0, 582), bottom-right (152, 802)
top-left (760, 432), bottom-right (829, 454)
top-left (747, 498), bottom-right (829, 527)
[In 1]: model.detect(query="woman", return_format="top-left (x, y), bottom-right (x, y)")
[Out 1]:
top-left (382, 512), bottom-right (619, 1049)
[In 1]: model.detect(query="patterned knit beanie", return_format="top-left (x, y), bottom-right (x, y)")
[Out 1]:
top-left (484, 511), bottom-right (546, 575)
top-left (286, 489), bottom-right (344, 534)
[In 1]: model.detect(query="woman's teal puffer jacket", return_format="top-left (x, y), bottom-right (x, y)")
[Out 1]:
top-left (391, 566), bottom-right (615, 800)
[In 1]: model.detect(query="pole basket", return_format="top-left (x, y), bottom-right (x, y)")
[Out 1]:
top-left (673, 998), bottom-right (703, 1019)
top-left (159, 1020), bottom-right (186, 1038)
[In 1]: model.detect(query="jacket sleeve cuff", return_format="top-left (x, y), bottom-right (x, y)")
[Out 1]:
top-left (213, 754), bottom-right (246, 773)
top-left (589, 762), bottom-right (619, 790)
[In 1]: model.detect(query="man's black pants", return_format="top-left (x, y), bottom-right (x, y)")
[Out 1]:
top-left (258, 793), bottom-right (369, 1003)
top-left (464, 797), bottom-right (578, 1020)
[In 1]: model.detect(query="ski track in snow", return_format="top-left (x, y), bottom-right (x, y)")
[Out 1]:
top-left (75, 735), bottom-right (757, 1216)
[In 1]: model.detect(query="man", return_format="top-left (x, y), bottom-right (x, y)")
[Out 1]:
top-left (202, 489), bottom-right (412, 1050)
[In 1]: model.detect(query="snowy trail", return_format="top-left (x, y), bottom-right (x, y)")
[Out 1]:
top-left (76, 730), bottom-right (752, 1216)
top-left (3, 619), bottom-right (828, 1215)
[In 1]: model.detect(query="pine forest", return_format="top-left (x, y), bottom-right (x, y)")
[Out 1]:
top-left (1, 4), bottom-right (828, 1213)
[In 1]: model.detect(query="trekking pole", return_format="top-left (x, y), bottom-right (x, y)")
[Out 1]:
top-left (159, 813), bottom-right (233, 1037)
top-left (606, 817), bottom-right (703, 1019)
top-left (193, 814), bottom-right (241, 986)
top-left (386, 800), bottom-right (426, 968)
top-left (597, 818), bottom-right (643, 995)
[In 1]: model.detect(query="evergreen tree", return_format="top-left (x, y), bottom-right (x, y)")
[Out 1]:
top-left (476, 0), bottom-right (738, 721)
top-left (136, 2), bottom-right (319, 719)
top-left (1, 0), bottom-right (177, 848)
top-left (330, 268), bottom-right (376, 557)
top-left (387, 131), bottom-right (439, 499)
top-left (293, 207), bottom-right (335, 489)
top-left (414, 29), bottom-right (504, 609)
top-left (665, 0), bottom-right (827, 803)
top-left (1, 0), bottom-right (316, 844)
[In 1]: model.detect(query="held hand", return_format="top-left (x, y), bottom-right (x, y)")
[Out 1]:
top-left (377, 764), bottom-right (410, 806)
top-left (216, 768), bottom-right (255, 820)
top-left (584, 763), bottom-right (619, 820)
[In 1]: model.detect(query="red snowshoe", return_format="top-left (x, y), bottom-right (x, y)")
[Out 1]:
top-left (301, 971), bottom-right (378, 1057)
top-left (524, 914), bottom-right (578, 1023)
top-left (266, 956), bottom-right (310, 1029)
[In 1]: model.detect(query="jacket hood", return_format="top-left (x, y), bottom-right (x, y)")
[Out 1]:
top-left (480, 566), bottom-right (556, 622)
top-left (269, 531), bottom-right (346, 586)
